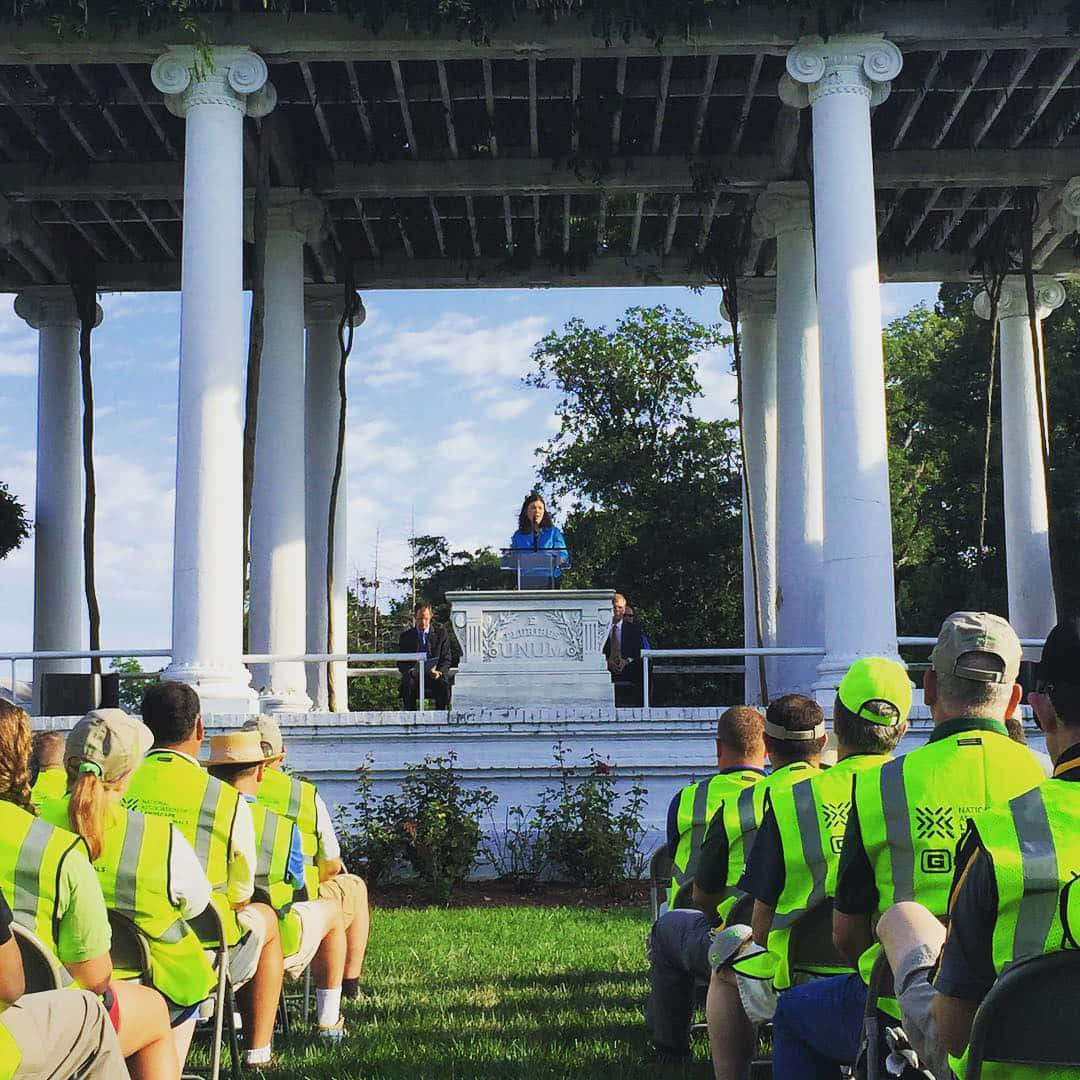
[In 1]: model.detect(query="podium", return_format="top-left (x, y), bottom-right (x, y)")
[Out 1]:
top-left (500, 548), bottom-right (568, 589)
top-left (446, 589), bottom-right (615, 708)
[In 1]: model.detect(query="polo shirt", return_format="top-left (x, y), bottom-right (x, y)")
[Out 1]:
top-left (933, 740), bottom-right (1080, 1001)
top-left (834, 718), bottom-right (1010, 916)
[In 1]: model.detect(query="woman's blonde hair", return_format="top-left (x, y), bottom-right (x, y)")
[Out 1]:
top-left (0, 702), bottom-right (34, 814)
top-left (65, 762), bottom-right (125, 862)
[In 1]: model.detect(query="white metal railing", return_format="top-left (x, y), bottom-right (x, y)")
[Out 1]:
top-left (639, 637), bottom-right (1048, 709)
top-left (0, 649), bottom-right (430, 712)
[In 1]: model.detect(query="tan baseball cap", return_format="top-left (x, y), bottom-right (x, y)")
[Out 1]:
top-left (203, 730), bottom-right (272, 768)
top-left (242, 714), bottom-right (284, 760)
top-left (66, 708), bottom-right (153, 782)
top-left (930, 611), bottom-right (1021, 685)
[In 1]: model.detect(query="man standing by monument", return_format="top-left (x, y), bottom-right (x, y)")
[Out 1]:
top-left (397, 601), bottom-right (452, 710)
top-left (604, 593), bottom-right (646, 706)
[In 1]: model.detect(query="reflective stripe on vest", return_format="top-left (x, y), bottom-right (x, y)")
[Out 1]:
top-left (257, 769), bottom-right (319, 900)
top-left (124, 751), bottom-right (243, 946)
top-left (38, 796), bottom-right (215, 1006)
top-left (669, 771), bottom-right (762, 907)
top-left (0, 800), bottom-right (85, 959)
top-left (250, 801), bottom-right (297, 914)
top-left (711, 762), bottom-right (818, 922)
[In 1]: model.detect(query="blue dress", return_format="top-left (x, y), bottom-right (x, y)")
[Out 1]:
top-left (508, 525), bottom-right (570, 584)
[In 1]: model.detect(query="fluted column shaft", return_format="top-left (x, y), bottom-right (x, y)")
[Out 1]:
top-left (249, 200), bottom-right (323, 710)
top-left (304, 293), bottom-right (364, 710)
top-left (152, 46), bottom-right (275, 714)
top-left (974, 277), bottom-right (1064, 648)
top-left (755, 184), bottom-right (824, 695)
top-left (726, 281), bottom-right (778, 705)
top-left (782, 35), bottom-right (903, 695)
top-left (15, 289), bottom-right (100, 710)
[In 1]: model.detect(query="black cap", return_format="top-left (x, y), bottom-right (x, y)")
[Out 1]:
top-left (1037, 617), bottom-right (1080, 688)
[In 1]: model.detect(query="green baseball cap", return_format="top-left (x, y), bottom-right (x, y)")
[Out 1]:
top-left (837, 657), bottom-right (912, 726)
top-left (66, 708), bottom-right (153, 782)
top-left (930, 611), bottom-right (1021, 685)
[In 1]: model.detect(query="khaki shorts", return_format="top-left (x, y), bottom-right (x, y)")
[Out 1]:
top-left (318, 873), bottom-right (367, 929)
top-left (283, 899), bottom-right (338, 980)
top-left (227, 906), bottom-right (269, 990)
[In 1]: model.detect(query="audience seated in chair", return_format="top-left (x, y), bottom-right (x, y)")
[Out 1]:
top-left (29, 729), bottom-right (66, 808)
top-left (37, 708), bottom-right (216, 1072)
top-left (0, 884), bottom-right (128, 1080)
top-left (705, 657), bottom-right (911, 1080)
top-left (0, 702), bottom-right (179, 1080)
top-left (874, 616), bottom-right (1080, 1080)
top-left (124, 681), bottom-right (285, 1070)
top-left (206, 730), bottom-right (348, 1041)
top-left (769, 612), bottom-right (1046, 1079)
top-left (645, 696), bottom-right (823, 1064)
top-left (245, 712), bottom-right (371, 1003)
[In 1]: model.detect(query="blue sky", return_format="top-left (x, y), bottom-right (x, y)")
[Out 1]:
top-left (0, 281), bottom-right (936, 658)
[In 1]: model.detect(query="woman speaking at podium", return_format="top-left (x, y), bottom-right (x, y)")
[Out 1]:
top-left (508, 493), bottom-right (570, 588)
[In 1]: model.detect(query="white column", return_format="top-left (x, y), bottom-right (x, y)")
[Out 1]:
top-left (724, 280), bottom-right (777, 705)
top-left (974, 277), bottom-right (1064, 650)
top-left (781, 35), bottom-right (903, 696)
top-left (151, 46), bottom-right (275, 715)
top-left (15, 289), bottom-right (101, 711)
top-left (248, 199), bottom-right (324, 711)
top-left (304, 292), bottom-right (365, 710)
top-left (755, 183), bottom-right (824, 696)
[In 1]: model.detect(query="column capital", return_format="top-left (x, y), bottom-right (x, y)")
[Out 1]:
top-left (151, 46), bottom-right (276, 119)
top-left (973, 276), bottom-right (1066, 322)
top-left (1053, 175), bottom-right (1080, 232)
top-left (779, 34), bottom-right (902, 110)
top-left (247, 196), bottom-right (326, 245)
top-left (304, 289), bottom-right (366, 329)
top-left (719, 278), bottom-right (776, 322)
top-left (14, 287), bottom-right (102, 330)
top-left (753, 181), bottom-right (813, 239)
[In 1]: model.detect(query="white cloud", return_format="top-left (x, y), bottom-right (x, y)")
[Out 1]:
top-left (485, 397), bottom-right (531, 421)
top-left (365, 312), bottom-right (546, 386)
top-left (692, 347), bottom-right (739, 423)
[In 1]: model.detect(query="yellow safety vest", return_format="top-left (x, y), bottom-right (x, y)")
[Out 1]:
top-left (0, 1014), bottom-right (20, 1080)
top-left (708, 761), bottom-right (819, 923)
top-left (743, 754), bottom-right (890, 992)
top-left (852, 724), bottom-right (1045, 1008)
top-left (668, 769), bottom-right (764, 908)
top-left (249, 801), bottom-right (303, 958)
top-left (30, 767), bottom-right (67, 809)
top-left (39, 796), bottom-right (215, 1007)
top-left (0, 800), bottom-right (86, 960)
top-left (257, 768), bottom-right (320, 900)
top-left (948, 777), bottom-right (1080, 1080)
top-left (124, 750), bottom-right (243, 946)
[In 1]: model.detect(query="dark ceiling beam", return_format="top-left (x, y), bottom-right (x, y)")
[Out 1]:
top-left (1007, 47), bottom-right (1080, 147)
top-left (2, 148), bottom-right (1077, 203)
top-left (0, 3), bottom-right (1077, 63)
top-left (116, 63), bottom-right (177, 160)
top-left (729, 54), bottom-right (764, 154)
top-left (890, 50), bottom-right (946, 150)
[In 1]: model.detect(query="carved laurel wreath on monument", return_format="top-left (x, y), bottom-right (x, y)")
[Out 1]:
top-left (482, 612), bottom-right (515, 659)
top-left (546, 611), bottom-right (584, 660)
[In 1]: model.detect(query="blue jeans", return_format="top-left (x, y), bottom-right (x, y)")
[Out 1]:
top-left (772, 973), bottom-right (867, 1080)
top-left (645, 909), bottom-right (713, 1057)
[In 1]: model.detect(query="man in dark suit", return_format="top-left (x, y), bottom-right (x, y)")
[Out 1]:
top-left (602, 592), bottom-right (647, 706)
top-left (397, 601), bottom-right (452, 709)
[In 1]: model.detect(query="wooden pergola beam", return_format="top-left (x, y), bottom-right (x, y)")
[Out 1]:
top-left (969, 48), bottom-right (1038, 148)
top-left (651, 56), bottom-right (672, 155)
top-left (343, 61), bottom-right (376, 152)
top-left (730, 54), bottom-right (764, 154)
top-left (891, 50), bottom-right (946, 150)
top-left (116, 63), bottom-right (177, 160)
top-left (390, 59), bottom-right (418, 160)
top-left (1, 4), bottom-right (1077, 64)
top-left (1008, 47), bottom-right (1080, 147)
top-left (436, 60), bottom-right (459, 160)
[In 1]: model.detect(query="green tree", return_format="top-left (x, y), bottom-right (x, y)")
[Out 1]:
top-left (0, 483), bottom-right (29, 561)
top-left (526, 306), bottom-right (744, 703)
top-left (109, 657), bottom-right (157, 713)
top-left (884, 282), bottom-right (1080, 635)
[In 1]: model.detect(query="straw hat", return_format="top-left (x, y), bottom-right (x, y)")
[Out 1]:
top-left (203, 730), bottom-right (272, 768)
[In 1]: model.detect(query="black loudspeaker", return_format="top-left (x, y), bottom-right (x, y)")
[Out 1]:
top-left (38, 672), bottom-right (119, 716)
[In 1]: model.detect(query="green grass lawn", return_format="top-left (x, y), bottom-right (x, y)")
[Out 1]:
top-left (248, 904), bottom-right (711, 1079)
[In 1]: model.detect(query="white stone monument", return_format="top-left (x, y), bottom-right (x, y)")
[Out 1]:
top-left (447, 589), bottom-right (615, 708)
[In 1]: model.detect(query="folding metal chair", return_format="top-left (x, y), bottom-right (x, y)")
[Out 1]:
top-left (648, 844), bottom-right (673, 921)
top-left (188, 905), bottom-right (242, 1080)
top-left (860, 950), bottom-right (896, 1080)
top-left (965, 949), bottom-right (1080, 1079)
top-left (11, 923), bottom-right (65, 992)
top-left (106, 909), bottom-right (154, 985)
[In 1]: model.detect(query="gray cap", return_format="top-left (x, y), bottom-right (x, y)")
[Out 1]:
top-left (930, 612), bottom-right (1021, 685)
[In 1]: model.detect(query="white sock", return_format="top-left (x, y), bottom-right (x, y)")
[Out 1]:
top-left (245, 1045), bottom-right (272, 1065)
top-left (316, 988), bottom-right (342, 1028)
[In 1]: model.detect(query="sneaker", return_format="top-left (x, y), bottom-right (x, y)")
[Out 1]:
top-left (318, 1017), bottom-right (346, 1043)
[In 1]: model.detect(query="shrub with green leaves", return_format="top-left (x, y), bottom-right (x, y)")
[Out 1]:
top-left (537, 743), bottom-right (648, 893)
